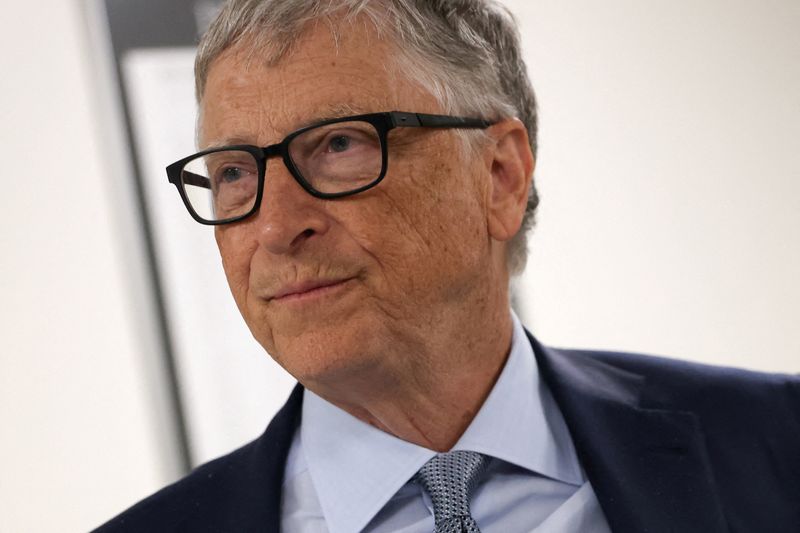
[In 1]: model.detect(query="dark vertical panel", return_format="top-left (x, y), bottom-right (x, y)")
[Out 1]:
top-left (105, 0), bottom-right (202, 50)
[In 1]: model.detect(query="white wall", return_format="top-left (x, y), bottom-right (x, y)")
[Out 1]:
top-left (506, 0), bottom-right (800, 372)
top-left (0, 1), bottom-right (179, 532)
top-left (0, 1), bottom-right (797, 532)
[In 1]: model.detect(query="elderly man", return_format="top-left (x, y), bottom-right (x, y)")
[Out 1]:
top-left (97, 1), bottom-right (799, 532)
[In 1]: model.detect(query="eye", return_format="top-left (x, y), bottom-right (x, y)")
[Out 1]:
top-left (220, 166), bottom-right (245, 183)
top-left (212, 162), bottom-right (257, 186)
top-left (327, 135), bottom-right (352, 153)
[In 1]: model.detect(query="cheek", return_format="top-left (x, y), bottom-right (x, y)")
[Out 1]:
top-left (355, 157), bottom-right (490, 283)
top-left (402, 157), bottom-right (488, 252)
top-left (215, 228), bottom-right (255, 306)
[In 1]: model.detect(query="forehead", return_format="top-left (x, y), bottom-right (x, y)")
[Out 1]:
top-left (199, 18), bottom-right (434, 147)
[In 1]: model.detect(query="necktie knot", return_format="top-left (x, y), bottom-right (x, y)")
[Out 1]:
top-left (414, 450), bottom-right (487, 532)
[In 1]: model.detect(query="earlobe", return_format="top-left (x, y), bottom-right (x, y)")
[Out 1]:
top-left (486, 118), bottom-right (535, 242)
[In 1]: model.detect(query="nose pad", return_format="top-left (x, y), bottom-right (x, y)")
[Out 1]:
top-left (253, 160), bottom-right (330, 255)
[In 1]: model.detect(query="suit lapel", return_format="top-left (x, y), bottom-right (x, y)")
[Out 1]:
top-left (529, 333), bottom-right (728, 533)
top-left (247, 383), bottom-right (304, 532)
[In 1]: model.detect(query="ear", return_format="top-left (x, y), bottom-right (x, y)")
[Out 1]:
top-left (485, 118), bottom-right (535, 242)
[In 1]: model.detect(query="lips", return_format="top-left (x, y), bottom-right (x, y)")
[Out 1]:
top-left (267, 277), bottom-right (354, 301)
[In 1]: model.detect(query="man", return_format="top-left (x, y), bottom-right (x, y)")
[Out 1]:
top-left (97, 1), bottom-right (799, 532)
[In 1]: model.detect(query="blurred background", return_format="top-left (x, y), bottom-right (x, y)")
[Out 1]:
top-left (1, 0), bottom-right (797, 531)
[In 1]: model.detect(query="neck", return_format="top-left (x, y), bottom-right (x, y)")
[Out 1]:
top-left (306, 283), bottom-right (514, 452)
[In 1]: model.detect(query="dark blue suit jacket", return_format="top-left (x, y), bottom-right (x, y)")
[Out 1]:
top-left (95, 333), bottom-right (800, 532)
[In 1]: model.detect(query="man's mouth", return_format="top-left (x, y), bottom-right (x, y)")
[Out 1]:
top-left (268, 277), bottom-right (355, 302)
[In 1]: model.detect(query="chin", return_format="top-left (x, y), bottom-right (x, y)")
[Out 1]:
top-left (257, 314), bottom-right (387, 387)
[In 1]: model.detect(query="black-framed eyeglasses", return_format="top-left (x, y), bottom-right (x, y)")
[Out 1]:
top-left (166, 111), bottom-right (494, 225)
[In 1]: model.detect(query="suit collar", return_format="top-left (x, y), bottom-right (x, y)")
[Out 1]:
top-left (528, 332), bottom-right (729, 533)
top-left (252, 383), bottom-right (304, 532)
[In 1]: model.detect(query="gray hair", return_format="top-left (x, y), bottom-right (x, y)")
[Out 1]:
top-left (195, 0), bottom-right (539, 274)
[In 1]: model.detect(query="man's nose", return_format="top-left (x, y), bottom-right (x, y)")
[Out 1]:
top-left (252, 162), bottom-right (331, 255)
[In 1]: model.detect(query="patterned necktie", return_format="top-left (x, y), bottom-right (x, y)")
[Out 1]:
top-left (414, 450), bottom-right (488, 533)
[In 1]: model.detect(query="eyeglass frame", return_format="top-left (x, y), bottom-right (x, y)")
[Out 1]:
top-left (166, 110), bottom-right (495, 226)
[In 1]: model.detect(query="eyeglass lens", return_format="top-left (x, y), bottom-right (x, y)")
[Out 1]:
top-left (179, 120), bottom-right (383, 222)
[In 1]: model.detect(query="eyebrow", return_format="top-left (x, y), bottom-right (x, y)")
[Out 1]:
top-left (295, 103), bottom-right (367, 127)
top-left (202, 103), bottom-right (373, 149)
top-left (203, 136), bottom-right (253, 149)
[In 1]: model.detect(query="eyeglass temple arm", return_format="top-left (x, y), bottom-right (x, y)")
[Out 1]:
top-left (181, 171), bottom-right (211, 190)
top-left (389, 111), bottom-right (493, 129)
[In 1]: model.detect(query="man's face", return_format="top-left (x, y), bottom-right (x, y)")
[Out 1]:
top-left (201, 21), bottom-right (499, 385)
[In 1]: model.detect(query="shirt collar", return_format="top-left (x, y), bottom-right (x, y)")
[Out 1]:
top-left (301, 311), bottom-right (584, 533)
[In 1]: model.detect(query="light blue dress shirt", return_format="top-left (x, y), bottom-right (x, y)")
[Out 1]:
top-left (281, 312), bottom-right (612, 533)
